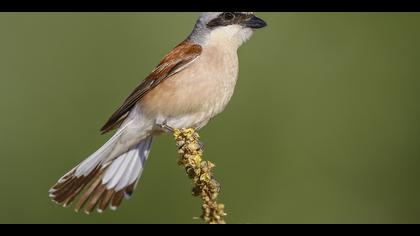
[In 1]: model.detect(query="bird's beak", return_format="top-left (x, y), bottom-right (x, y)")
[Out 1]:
top-left (243, 15), bottom-right (267, 29)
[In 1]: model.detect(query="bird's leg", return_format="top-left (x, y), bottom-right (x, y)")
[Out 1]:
top-left (156, 123), bottom-right (205, 150)
top-left (156, 122), bottom-right (174, 133)
top-left (196, 138), bottom-right (205, 151)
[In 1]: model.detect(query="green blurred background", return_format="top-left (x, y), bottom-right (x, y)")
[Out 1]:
top-left (0, 13), bottom-right (420, 224)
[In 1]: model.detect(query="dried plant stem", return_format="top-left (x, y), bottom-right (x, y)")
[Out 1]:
top-left (170, 128), bottom-right (227, 224)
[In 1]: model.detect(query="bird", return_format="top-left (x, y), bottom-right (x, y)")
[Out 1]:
top-left (49, 12), bottom-right (267, 214)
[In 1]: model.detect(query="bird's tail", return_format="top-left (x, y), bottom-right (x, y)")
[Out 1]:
top-left (49, 133), bottom-right (153, 214)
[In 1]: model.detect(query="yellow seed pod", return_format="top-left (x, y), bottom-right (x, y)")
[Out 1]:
top-left (200, 173), bottom-right (211, 182)
top-left (186, 143), bottom-right (200, 153)
top-left (193, 155), bottom-right (202, 165)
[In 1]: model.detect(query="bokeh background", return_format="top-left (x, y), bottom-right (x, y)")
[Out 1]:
top-left (0, 13), bottom-right (420, 224)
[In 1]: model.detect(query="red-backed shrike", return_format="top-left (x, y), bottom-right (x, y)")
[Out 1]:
top-left (50, 12), bottom-right (267, 214)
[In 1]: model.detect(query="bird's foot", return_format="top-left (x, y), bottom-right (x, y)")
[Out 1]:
top-left (197, 139), bottom-right (205, 151)
top-left (156, 122), bottom-right (174, 133)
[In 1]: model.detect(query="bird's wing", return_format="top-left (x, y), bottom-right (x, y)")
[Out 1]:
top-left (100, 40), bottom-right (202, 134)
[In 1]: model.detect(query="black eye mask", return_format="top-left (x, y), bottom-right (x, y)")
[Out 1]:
top-left (206, 12), bottom-right (252, 29)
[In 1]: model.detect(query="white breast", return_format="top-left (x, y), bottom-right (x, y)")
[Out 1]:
top-left (200, 44), bottom-right (239, 114)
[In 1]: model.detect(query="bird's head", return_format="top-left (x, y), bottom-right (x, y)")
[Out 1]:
top-left (189, 12), bottom-right (267, 49)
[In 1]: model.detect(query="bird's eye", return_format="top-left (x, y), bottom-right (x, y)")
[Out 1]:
top-left (222, 12), bottom-right (235, 21)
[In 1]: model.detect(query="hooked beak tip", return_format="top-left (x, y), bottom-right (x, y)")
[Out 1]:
top-left (245, 15), bottom-right (267, 29)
